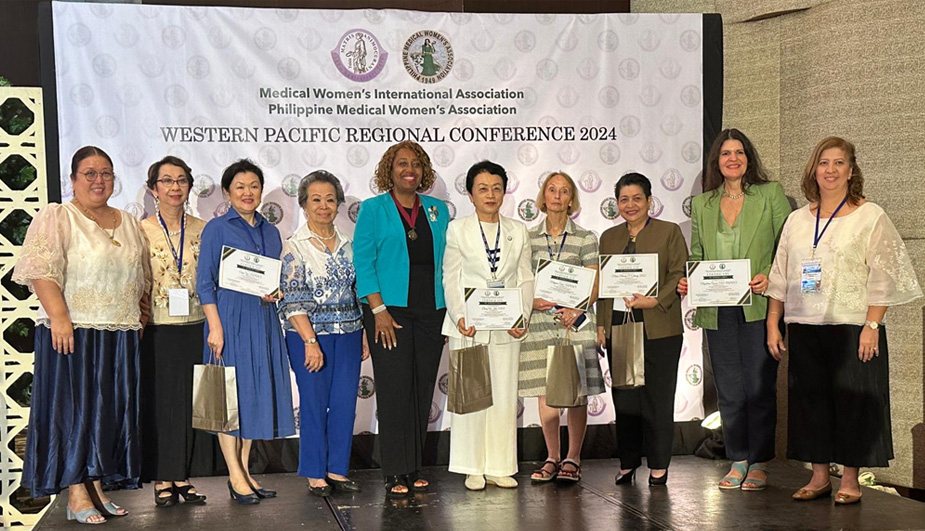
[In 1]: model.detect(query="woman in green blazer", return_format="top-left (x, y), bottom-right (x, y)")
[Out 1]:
top-left (678, 129), bottom-right (791, 491)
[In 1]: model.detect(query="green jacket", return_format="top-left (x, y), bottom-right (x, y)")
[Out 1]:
top-left (689, 181), bottom-right (791, 329)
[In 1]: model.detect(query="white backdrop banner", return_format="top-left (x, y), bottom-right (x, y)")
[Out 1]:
top-left (51, 2), bottom-right (710, 435)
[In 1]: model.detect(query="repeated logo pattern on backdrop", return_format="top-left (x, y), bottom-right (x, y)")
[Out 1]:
top-left (52, 4), bottom-right (709, 434)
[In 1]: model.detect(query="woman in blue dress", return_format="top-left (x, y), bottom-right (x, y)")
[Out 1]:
top-left (197, 159), bottom-right (295, 505)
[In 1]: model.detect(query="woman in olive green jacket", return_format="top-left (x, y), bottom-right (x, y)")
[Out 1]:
top-left (678, 129), bottom-right (790, 491)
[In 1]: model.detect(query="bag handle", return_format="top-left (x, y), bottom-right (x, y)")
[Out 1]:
top-left (206, 350), bottom-right (226, 367)
top-left (620, 306), bottom-right (636, 325)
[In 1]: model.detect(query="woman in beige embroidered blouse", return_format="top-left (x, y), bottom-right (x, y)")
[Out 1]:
top-left (13, 146), bottom-right (150, 525)
top-left (138, 156), bottom-right (210, 508)
top-left (766, 137), bottom-right (922, 505)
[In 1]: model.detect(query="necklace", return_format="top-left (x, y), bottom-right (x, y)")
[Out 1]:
top-left (722, 187), bottom-right (745, 200)
top-left (308, 223), bottom-right (336, 241)
top-left (73, 199), bottom-right (121, 246)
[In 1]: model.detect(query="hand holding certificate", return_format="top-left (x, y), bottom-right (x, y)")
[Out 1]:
top-left (686, 259), bottom-right (752, 307)
top-left (464, 288), bottom-right (526, 331)
top-left (218, 246), bottom-right (282, 298)
top-left (533, 259), bottom-right (596, 311)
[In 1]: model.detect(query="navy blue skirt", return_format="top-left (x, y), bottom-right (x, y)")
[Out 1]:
top-left (22, 326), bottom-right (142, 497)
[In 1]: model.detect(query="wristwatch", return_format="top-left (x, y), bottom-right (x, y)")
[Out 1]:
top-left (864, 320), bottom-right (879, 330)
top-left (304, 337), bottom-right (318, 344)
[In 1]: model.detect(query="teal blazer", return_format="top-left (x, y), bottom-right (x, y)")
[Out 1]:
top-left (353, 192), bottom-right (449, 309)
top-left (689, 181), bottom-right (791, 329)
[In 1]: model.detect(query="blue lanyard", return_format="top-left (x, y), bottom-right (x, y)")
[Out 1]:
top-left (478, 219), bottom-right (501, 277)
top-left (157, 211), bottom-right (185, 276)
top-left (544, 232), bottom-right (568, 261)
top-left (242, 217), bottom-right (266, 256)
top-left (813, 196), bottom-right (848, 256)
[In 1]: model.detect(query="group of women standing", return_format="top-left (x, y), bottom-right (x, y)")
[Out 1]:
top-left (13, 130), bottom-right (920, 523)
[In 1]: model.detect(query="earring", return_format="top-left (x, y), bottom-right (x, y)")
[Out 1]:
top-left (154, 195), bottom-right (160, 213)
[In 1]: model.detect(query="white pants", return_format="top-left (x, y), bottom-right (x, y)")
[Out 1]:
top-left (448, 337), bottom-right (520, 477)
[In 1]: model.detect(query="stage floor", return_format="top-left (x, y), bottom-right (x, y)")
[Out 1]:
top-left (34, 457), bottom-right (925, 530)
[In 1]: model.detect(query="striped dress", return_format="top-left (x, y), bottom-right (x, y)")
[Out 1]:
top-left (518, 219), bottom-right (606, 398)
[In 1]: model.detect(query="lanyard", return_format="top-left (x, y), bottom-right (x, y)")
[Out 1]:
top-left (813, 196), bottom-right (848, 256)
top-left (389, 191), bottom-right (421, 238)
top-left (243, 217), bottom-right (266, 255)
top-left (544, 232), bottom-right (568, 261)
top-left (478, 219), bottom-right (501, 277)
top-left (157, 211), bottom-right (185, 275)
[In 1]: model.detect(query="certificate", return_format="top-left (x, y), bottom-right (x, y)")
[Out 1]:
top-left (686, 259), bottom-right (752, 307)
top-left (218, 246), bottom-right (282, 298)
top-left (464, 288), bottom-right (525, 331)
top-left (533, 259), bottom-right (596, 310)
top-left (598, 254), bottom-right (659, 299)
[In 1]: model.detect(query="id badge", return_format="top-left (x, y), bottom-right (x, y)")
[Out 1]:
top-left (168, 288), bottom-right (190, 316)
top-left (487, 279), bottom-right (505, 289)
top-left (800, 259), bottom-right (822, 294)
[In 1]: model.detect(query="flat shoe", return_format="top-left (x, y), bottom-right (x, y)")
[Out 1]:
top-left (741, 463), bottom-right (769, 492)
top-left (465, 475), bottom-right (486, 491)
top-left (384, 475), bottom-right (409, 498)
top-left (66, 506), bottom-right (106, 525)
top-left (485, 475), bottom-right (518, 488)
top-left (531, 459), bottom-right (560, 483)
top-left (556, 459), bottom-right (581, 483)
top-left (327, 476), bottom-right (361, 492)
top-left (792, 483), bottom-right (832, 501)
top-left (405, 472), bottom-right (429, 492)
top-left (834, 491), bottom-right (862, 505)
top-left (719, 461), bottom-right (748, 490)
top-left (307, 481), bottom-right (332, 497)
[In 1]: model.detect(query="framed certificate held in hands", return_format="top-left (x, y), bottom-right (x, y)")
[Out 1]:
top-left (464, 287), bottom-right (526, 331)
top-left (533, 259), bottom-right (596, 311)
top-left (599, 253), bottom-right (659, 299)
top-left (686, 259), bottom-right (752, 307)
top-left (218, 245), bottom-right (282, 298)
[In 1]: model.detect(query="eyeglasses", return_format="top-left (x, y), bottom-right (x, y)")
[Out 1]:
top-left (79, 170), bottom-right (116, 182)
top-left (156, 178), bottom-right (190, 187)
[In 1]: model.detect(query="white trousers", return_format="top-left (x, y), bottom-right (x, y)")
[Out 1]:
top-left (448, 338), bottom-right (520, 477)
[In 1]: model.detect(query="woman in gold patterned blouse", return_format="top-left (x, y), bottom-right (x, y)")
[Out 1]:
top-left (139, 156), bottom-right (210, 507)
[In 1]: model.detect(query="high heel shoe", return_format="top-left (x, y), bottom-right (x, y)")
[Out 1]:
top-left (175, 484), bottom-right (207, 504)
top-left (246, 479), bottom-right (276, 499)
top-left (615, 468), bottom-right (637, 485)
top-left (227, 481), bottom-right (260, 505)
top-left (648, 470), bottom-right (668, 486)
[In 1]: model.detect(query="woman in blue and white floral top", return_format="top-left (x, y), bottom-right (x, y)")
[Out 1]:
top-left (279, 170), bottom-right (369, 497)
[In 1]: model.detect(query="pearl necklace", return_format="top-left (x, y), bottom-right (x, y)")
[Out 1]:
top-left (308, 222), bottom-right (336, 241)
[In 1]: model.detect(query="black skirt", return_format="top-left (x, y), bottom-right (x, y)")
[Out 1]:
top-left (786, 323), bottom-right (893, 467)
top-left (140, 322), bottom-right (214, 481)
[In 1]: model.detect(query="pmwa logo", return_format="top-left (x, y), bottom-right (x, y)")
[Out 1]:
top-left (403, 30), bottom-right (454, 84)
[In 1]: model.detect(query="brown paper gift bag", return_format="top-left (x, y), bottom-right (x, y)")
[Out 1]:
top-left (546, 332), bottom-right (587, 408)
top-left (611, 311), bottom-right (646, 389)
top-left (447, 339), bottom-right (493, 414)
top-left (192, 357), bottom-right (240, 432)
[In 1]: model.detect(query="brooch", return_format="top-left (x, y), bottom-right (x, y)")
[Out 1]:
top-left (428, 205), bottom-right (439, 222)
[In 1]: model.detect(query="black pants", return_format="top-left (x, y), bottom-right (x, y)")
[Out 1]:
top-left (609, 333), bottom-right (683, 470)
top-left (787, 323), bottom-right (893, 467)
top-left (364, 304), bottom-right (446, 476)
top-left (705, 307), bottom-right (779, 463)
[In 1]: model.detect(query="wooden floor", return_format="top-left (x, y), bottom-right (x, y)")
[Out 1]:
top-left (35, 457), bottom-right (925, 530)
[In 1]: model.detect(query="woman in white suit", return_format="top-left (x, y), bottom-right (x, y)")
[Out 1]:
top-left (443, 160), bottom-right (535, 491)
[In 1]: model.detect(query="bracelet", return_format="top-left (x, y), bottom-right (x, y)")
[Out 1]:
top-left (371, 304), bottom-right (387, 314)
top-left (303, 337), bottom-right (318, 345)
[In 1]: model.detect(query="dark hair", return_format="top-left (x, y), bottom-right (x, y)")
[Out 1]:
top-left (70, 146), bottom-right (113, 179)
top-left (146, 155), bottom-right (194, 190)
top-left (220, 159), bottom-right (264, 192)
top-left (801, 136), bottom-right (865, 205)
top-left (373, 141), bottom-right (437, 193)
top-left (298, 170), bottom-right (346, 208)
top-left (614, 172), bottom-right (652, 198)
top-left (465, 160), bottom-right (508, 193)
top-left (703, 128), bottom-right (769, 198)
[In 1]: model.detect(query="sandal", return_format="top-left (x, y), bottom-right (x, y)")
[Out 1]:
top-left (531, 459), bottom-right (560, 482)
top-left (406, 471), bottom-right (429, 492)
top-left (384, 475), bottom-right (409, 499)
top-left (66, 506), bottom-right (106, 525)
top-left (175, 483), bottom-right (207, 504)
top-left (557, 459), bottom-right (581, 483)
top-left (741, 463), bottom-right (768, 491)
top-left (719, 461), bottom-right (748, 489)
top-left (154, 486), bottom-right (178, 508)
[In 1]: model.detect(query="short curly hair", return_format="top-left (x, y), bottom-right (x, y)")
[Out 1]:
top-left (373, 141), bottom-right (436, 193)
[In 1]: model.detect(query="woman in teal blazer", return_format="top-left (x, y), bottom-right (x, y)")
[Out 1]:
top-left (353, 141), bottom-right (449, 498)
top-left (679, 129), bottom-right (790, 491)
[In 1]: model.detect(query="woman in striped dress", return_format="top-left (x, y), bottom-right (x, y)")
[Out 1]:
top-left (519, 172), bottom-right (605, 483)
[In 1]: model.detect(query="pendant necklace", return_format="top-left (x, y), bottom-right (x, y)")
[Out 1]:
top-left (73, 199), bottom-right (121, 246)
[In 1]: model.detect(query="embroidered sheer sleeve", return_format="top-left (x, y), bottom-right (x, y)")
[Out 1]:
top-left (12, 204), bottom-right (71, 292)
top-left (765, 213), bottom-right (794, 303)
top-left (278, 240), bottom-right (316, 320)
top-left (866, 212), bottom-right (922, 306)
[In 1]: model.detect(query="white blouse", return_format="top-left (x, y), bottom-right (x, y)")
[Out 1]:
top-left (766, 202), bottom-right (921, 325)
top-left (13, 202), bottom-right (150, 331)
